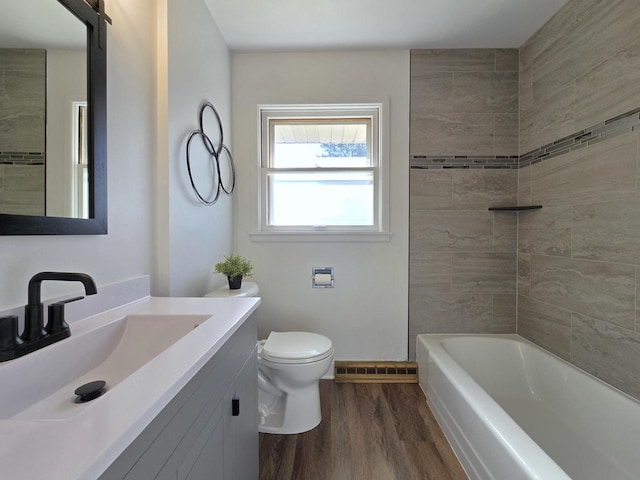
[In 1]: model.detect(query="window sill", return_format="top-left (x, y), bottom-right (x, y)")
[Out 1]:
top-left (249, 231), bottom-right (393, 243)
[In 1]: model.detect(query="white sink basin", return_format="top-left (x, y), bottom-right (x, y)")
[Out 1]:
top-left (0, 313), bottom-right (211, 421)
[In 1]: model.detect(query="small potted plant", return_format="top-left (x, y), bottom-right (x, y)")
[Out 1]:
top-left (214, 254), bottom-right (254, 290)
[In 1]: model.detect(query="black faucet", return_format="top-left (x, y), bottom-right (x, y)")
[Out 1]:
top-left (0, 272), bottom-right (97, 362)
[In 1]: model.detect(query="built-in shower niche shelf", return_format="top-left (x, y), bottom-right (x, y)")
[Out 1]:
top-left (488, 206), bottom-right (542, 212)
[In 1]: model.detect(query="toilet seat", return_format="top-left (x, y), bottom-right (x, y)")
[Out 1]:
top-left (261, 332), bottom-right (333, 364)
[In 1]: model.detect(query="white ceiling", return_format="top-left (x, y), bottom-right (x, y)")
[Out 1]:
top-left (0, 0), bottom-right (86, 49)
top-left (204, 0), bottom-right (567, 52)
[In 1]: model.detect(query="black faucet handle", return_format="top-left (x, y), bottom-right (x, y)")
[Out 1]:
top-left (0, 316), bottom-right (23, 351)
top-left (45, 296), bottom-right (83, 336)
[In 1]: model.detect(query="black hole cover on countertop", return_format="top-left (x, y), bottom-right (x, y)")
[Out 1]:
top-left (74, 380), bottom-right (107, 403)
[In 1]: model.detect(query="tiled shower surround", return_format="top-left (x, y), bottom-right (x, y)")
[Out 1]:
top-left (0, 49), bottom-right (46, 216)
top-left (410, 0), bottom-right (640, 401)
top-left (409, 48), bottom-right (520, 359)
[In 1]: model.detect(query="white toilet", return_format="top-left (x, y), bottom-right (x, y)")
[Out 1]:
top-left (205, 282), bottom-right (334, 434)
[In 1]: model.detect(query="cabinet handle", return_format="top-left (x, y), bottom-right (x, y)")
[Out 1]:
top-left (232, 398), bottom-right (240, 416)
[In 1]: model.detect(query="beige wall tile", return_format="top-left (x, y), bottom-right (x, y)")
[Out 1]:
top-left (531, 0), bottom-right (638, 110)
top-left (411, 49), bottom-right (496, 74)
top-left (0, 204), bottom-right (44, 216)
top-left (494, 211), bottom-right (517, 253)
top-left (409, 334), bottom-right (418, 361)
top-left (530, 255), bottom-right (636, 330)
top-left (3, 165), bottom-right (44, 215)
top-left (410, 72), bottom-right (453, 114)
top-left (410, 210), bottom-right (494, 252)
top-left (637, 267), bottom-right (640, 331)
top-left (409, 292), bottom-right (493, 334)
top-left (520, 82), bottom-right (574, 154)
top-left (452, 169), bottom-right (517, 210)
top-left (573, 200), bottom-right (640, 264)
top-left (519, 60), bottom-right (533, 115)
top-left (574, 0), bottom-right (601, 24)
top-left (530, 133), bottom-right (638, 206)
top-left (493, 324), bottom-right (516, 334)
top-left (0, 48), bottom-right (47, 70)
top-left (410, 169), bottom-right (452, 211)
top-left (453, 72), bottom-right (519, 113)
top-left (575, 39), bottom-right (640, 130)
top-left (518, 253), bottom-right (531, 297)
top-left (409, 252), bottom-right (451, 294)
top-left (452, 252), bottom-right (516, 293)
top-left (518, 165), bottom-right (532, 206)
top-left (410, 112), bottom-right (495, 156)
top-left (513, 0), bottom-right (640, 399)
top-left (635, 267), bottom-right (640, 332)
top-left (0, 49), bottom-right (46, 152)
top-left (495, 49), bottom-right (519, 72)
top-left (518, 206), bottom-right (571, 256)
top-left (409, 47), bottom-right (521, 342)
top-left (571, 312), bottom-right (640, 401)
top-left (518, 2), bottom-right (576, 67)
top-left (518, 295), bottom-right (571, 359)
top-left (493, 293), bottom-right (516, 332)
top-left (494, 114), bottom-right (519, 156)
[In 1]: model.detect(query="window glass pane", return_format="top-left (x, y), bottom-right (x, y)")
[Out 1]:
top-left (267, 171), bottom-right (374, 226)
top-left (272, 122), bottom-right (369, 168)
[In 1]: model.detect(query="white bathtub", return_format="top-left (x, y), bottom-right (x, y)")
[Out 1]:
top-left (416, 334), bottom-right (640, 480)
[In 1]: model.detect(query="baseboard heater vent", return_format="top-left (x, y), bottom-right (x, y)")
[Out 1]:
top-left (334, 361), bottom-right (418, 383)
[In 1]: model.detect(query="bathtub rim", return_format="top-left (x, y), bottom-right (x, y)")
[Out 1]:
top-left (419, 332), bottom-right (640, 406)
top-left (417, 333), bottom-right (574, 480)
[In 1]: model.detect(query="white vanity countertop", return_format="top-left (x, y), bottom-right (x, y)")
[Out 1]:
top-left (0, 295), bottom-right (260, 480)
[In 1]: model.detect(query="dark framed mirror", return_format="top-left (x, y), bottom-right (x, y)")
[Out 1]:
top-left (0, 0), bottom-right (109, 235)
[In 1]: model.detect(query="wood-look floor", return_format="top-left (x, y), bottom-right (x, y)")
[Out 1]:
top-left (259, 381), bottom-right (468, 480)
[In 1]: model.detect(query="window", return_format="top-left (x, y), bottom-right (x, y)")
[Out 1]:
top-left (258, 104), bottom-right (387, 237)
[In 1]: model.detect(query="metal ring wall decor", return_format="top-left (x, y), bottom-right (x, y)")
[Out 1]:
top-left (185, 102), bottom-right (236, 205)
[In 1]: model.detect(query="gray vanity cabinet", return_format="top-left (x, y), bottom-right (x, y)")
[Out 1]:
top-left (99, 315), bottom-right (258, 480)
top-left (223, 350), bottom-right (259, 480)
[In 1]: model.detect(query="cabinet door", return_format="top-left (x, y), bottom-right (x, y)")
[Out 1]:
top-left (224, 347), bottom-right (258, 480)
top-left (182, 419), bottom-right (224, 480)
top-left (171, 401), bottom-right (225, 480)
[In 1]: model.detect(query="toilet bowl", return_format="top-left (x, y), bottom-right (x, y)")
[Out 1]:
top-left (257, 331), bottom-right (334, 434)
top-left (205, 282), bottom-right (334, 434)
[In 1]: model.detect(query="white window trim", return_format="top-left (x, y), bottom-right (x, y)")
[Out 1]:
top-left (252, 102), bottom-right (390, 242)
top-left (71, 100), bottom-right (88, 219)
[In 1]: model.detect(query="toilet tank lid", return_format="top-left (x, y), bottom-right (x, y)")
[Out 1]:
top-left (263, 331), bottom-right (333, 360)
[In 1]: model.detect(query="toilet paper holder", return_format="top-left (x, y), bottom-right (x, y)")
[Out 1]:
top-left (312, 267), bottom-right (334, 288)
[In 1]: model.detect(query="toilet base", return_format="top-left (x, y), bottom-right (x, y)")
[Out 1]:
top-left (258, 382), bottom-right (322, 434)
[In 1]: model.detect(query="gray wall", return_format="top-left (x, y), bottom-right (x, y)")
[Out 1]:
top-left (409, 49), bottom-right (519, 360)
top-left (0, 49), bottom-right (45, 216)
top-left (517, 0), bottom-right (640, 400)
top-left (233, 51), bottom-right (410, 361)
top-left (155, 0), bottom-right (234, 297)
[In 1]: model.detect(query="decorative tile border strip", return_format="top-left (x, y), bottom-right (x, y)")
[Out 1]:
top-left (410, 107), bottom-right (640, 170)
top-left (411, 155), bottom-right (519, 170)
top-left (0, 151), bottom-right (45, 165)
top-left (519, 107), bottom-right (640, 168)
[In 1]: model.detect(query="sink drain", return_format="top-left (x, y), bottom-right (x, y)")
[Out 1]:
top-left (74, 380), bottom-right (107, 403)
